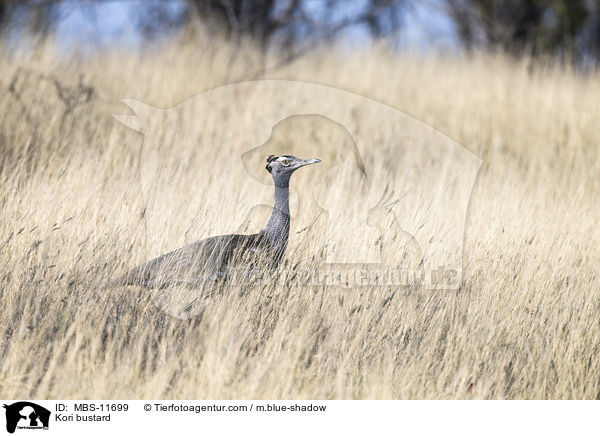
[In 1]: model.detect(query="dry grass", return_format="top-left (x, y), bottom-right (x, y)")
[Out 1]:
top-left (0, 39), bottom-right (599, 399)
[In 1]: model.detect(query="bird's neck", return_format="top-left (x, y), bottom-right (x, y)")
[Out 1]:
top-left (263, 179), bottom-right (290, 247)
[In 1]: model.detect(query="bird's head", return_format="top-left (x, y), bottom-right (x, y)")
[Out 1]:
top-left (265, 155), bottom-right (321, 183)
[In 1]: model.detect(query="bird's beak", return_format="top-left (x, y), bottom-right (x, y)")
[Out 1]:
top-left (298, 158), bottom-right (321, 167)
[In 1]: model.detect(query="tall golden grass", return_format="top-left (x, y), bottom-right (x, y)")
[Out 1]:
top-left (0, 38), bottom-right (599, 399)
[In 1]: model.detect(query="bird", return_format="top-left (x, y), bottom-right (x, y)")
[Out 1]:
top-left (118, 155), bottom-right (321, 290)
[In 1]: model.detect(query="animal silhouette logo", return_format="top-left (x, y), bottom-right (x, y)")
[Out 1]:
top-left (2, 402), bottom-right (50, 433)
top-left (113, 80), bottom-right (481, 303)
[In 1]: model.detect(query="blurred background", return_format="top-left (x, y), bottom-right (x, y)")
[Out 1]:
top-left (1, 0), bottom-right (600, 67)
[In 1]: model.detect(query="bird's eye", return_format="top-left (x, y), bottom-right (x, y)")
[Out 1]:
top-left (281, 159), bottom-right (291, 166)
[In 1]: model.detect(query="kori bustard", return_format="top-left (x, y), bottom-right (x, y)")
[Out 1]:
top-left (119, 155), bottom-right (321, 289)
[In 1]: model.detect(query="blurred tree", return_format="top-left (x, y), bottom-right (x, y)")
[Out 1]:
top-left (183, 0), bottom-right (407, 51)
top-left (2, 0), bottom-right (600, 64)
top-left (129, 0), bottom-right (408, 72)
top-left (0, 0), bottom-right (59, 38)
top-left (447, 0), bottom-right (600, 61)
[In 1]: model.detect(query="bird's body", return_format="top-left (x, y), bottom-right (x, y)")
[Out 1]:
top-left (119, 155), bottom-right (320, 291)
top-left (121, 233), bottom-right (270, 289)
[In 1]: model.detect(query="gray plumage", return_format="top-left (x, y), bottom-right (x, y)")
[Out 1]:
top-left (119, 155), bottom-right (320, 289)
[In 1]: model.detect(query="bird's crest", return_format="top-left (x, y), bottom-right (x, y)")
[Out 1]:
top-left (266, 155), bottom-right (277, 173)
